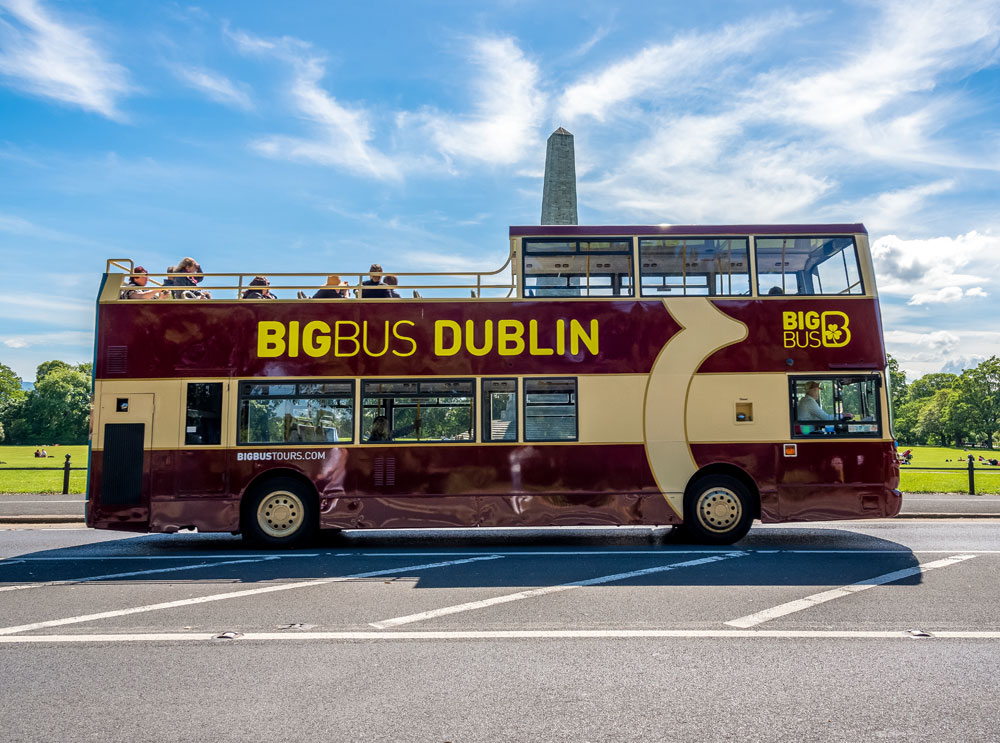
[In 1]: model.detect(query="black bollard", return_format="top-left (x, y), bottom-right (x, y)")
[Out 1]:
top-left (968, 456), bottom-right (976, 496)
top-left (63, 453), bottom-right (71, 495)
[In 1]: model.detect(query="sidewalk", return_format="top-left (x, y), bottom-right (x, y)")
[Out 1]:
top-left (2, 492), bottom-right (999, 526)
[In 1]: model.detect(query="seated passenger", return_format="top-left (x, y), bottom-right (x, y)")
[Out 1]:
top-left (767, 286), bottom-right (784, 295)
top-left (383, 275), bottom-right (401, 298)
top-left (242, 276), bottom-right (276, 300)
top-left (797, 381), bottom-right (853, 422)
top-left (361, 263), bottom-right (391, 298)
top-left (121, 266), bottom-right (168, 300)
top-left (164, 257), bottom-right (210, 299)
top-left (367, 415), bottom-right (391, 442)
top-left (312, 275), bottom-right (350, 299)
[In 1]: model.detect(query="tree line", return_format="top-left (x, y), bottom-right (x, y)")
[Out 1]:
top-left (0, 360), bottom-right (91, 445)
top-left (888, 355), bottom-right (1000, 448)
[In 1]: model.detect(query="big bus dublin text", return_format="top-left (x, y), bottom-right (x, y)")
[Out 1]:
top-left (87, 225), bottom-right (900, 546)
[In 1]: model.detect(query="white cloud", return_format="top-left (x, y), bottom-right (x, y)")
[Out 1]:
top-left (873, 231), bottom-right (1000, 303)
top-left (558, 13), bottom-right (803, 122)
top-left (231, 28), bottom-right (403, 180)
top-left (405, 37), bottom-right (546, 166)
top-left (171, 64), bottom-right (253, 111)
top-left (839, 179), bottom-right (955, 234)
top-left (0, 0), bottom-right (132, 119)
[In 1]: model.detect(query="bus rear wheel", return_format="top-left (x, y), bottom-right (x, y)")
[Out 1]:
top-left (682, 475), bottom-right (754, 545)
top-left (242, 477), bottom-right (317, 549)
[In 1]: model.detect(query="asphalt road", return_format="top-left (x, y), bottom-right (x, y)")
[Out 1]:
top-left (1, 521), bottom-right (998, 742)
top-left (4, 492), bottom-right (1000, 521)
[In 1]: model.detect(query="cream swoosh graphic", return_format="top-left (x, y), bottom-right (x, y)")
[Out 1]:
top-left (644, 299), bottom-right (748, 516)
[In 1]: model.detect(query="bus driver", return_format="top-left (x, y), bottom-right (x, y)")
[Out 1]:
top-left (797, 381), bottom-right (853, 421)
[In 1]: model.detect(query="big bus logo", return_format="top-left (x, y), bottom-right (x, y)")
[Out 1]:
top-left (782, 311), bottom-right (851, 349)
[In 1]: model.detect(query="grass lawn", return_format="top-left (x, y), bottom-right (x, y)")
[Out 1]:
top-left (0, 445), bottom-right (89, 494)
top-left (898, 445), bottom-right (1000, 494)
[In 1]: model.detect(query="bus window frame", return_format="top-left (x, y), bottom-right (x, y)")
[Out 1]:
top-left (360, 378), bottom-right (476, 444)
top-left (481, 377), bottom-right (519, 443)
top-left (754, 235), bottom-right (865, 297)
top-left (522, 238), bottom-right (635, 299)
top-left (637, 236), bottom-right (752, 298)
top-left (237, 378), bottom-right (356, 446)
top-left (788, 374), bottom-right (882, 439)
top-left (523, 377), bottom-right (579, 442)
top-left (184, 381), bottom-right (224, 446)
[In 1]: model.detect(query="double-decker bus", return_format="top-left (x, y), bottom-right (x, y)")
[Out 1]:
top-left (87, 224), bottom-right (900, 546)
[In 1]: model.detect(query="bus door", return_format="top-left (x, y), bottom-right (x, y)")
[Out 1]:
top-left (97, 392), bottom-right (154, 514)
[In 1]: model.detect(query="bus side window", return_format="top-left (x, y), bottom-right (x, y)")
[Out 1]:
top-left (483, 379), bottom-right (517, 442)
top-left (524, 378), bottom-right (577, 441)
top-left (186, 382), bottom-right (223, 445)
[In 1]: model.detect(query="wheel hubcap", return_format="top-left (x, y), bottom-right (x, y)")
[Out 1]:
top-left (696, 487), bottom-right (742, 533)
top-left (257, 491), bottom-right (304, 538)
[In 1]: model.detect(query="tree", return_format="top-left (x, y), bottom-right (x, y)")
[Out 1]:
top-left (886, 354), bottom-right (908, 408)
top-left (35, 360), bottom-right (73, 383)
top-left (958, 357), bottom-right (1000, 447)
top-left (908, 373), bottom-right (957, 401)
top-left (0, 362), bottom-right (26, 445)
top-left (18, 367), bottom-right (91, 444)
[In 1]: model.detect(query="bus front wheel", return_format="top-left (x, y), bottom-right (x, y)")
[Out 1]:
top-left (242, 477), bottom-right (317, 549)
top-left (682, 475), bottom-right (754, 545)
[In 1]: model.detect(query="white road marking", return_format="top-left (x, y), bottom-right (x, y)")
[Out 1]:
top-left (0, 500), bottom-right (82, 503)
top-left (370, 552), bottom-right (747, 630)
top-left (726, 554), bottom-right (978, 628)
top-left (0, 555), bottom-right (502, 636)
top-left (1, 629), bottom-right (1000, 644)
top-left (5, 555), bottom-right (321, 560)
top-left (0, 556), bottom-right (281, 593)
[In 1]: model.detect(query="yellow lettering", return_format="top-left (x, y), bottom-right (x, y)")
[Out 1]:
top-left (392, 320), bottom-right (417, 357)
top-left (528, 320), bottom-right (554, 356)
top-left (805, 311), bottom-right (820, 330)
top-left (302, 321), bottom-right (331, 357)
top-left (334, 321), bottom-right (360, 357)
top-left (570, 319), bottom-right (599, 356)
top-left (782, 312), bottom-right (797, 331)
top-left (807, 329), bottom-right (821, 348)
top-left (362, 321), bottom-right (389, 357)
top-left (498, 320), bottom-right (525, 356)
top-left (257, 321), bottom-right (286, 357)
top-left (287, 321), bottom-right (300, 357)
top-left (465, 319), bottom-right (493, 356)
top-left (435, 320), bottom-right (462, 356)
top-left (556, 319), bottom-right (566, 355)
top-left (783, 330), bottom-right (796, 348)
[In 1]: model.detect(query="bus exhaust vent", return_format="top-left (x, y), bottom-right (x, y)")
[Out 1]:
top-left (106, 346), bottom-right (128, 374)
top-left (374, 456), bottom-right (396, 487)
top-left (101, 423), bottom-right (144, 505)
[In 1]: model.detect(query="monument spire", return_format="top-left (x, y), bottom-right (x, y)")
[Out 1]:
top-left (541, 127), bottom-right (578, 225)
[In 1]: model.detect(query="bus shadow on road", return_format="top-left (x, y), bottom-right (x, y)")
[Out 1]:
top-left (1, 526), bottom-right (928, 588)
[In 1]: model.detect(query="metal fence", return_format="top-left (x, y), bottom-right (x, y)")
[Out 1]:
top-left (0, 454), bottom-right (85, 495)
top-left (903, 458), bottom-right (997, 495)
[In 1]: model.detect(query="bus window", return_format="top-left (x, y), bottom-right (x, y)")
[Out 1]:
top-left (361, 379), bottom-right (474, 443)
top-left (238, 380), bottom-right (354, 444)
top-left (524, 378), bottom-right (577, 441)
top-left (185, 382), bottom-right (223, 445)
top-left (756, 237), bottom-right (863, 296)
top-left (790, 376), bottom-right (881, 438)
top-left (483, 379), bottom-right (517, 442)
top-left (639, 238), bottom-right (750, 296)
top-left (523, 239), bottom-right (633, 298)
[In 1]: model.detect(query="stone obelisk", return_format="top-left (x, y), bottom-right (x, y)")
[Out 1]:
top-left (540, 127), bottom-right (578, 225)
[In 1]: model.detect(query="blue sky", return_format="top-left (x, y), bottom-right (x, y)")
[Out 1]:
top-left (1, 0), bottom-right (999, 383)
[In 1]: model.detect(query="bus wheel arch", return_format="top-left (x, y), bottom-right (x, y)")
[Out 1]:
top-left (240, 470), bottom-right (319, 549)
top-left (681, 465), bottom-right (759, 545)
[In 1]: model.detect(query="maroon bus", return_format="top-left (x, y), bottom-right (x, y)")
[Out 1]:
top-left (87, 225), bottom-right (900, 546)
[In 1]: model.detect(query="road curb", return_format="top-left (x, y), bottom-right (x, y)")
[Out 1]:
top-left (894, 513), bottom-right (1000, 519)
top-left (0, 516), bottom-right (86, 525)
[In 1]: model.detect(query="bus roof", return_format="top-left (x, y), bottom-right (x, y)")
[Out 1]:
top-left (510, 224), bottom-right (868, 237)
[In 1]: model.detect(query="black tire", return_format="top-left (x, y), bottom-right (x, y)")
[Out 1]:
top-left (681, 474), bottom-right (755, 545)
top-left (241, 476), bottom-right (318, 549)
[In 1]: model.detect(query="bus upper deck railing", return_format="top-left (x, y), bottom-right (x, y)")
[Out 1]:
top-left (106, 258), bottom-right (517, 300)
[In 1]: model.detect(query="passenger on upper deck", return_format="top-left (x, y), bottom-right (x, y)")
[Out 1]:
top-left (242, 276), bottom-right (276, 300)
top-left (383, 275), bottom-right (401, 298)
top-left (164, 257), bottom-right (209, 299)
top-left (361, 263), bottom-right (390, 298)
top-left (120, 266), bottom-right (168, 300)
top-left (311, 275), bottom-right (350, 299)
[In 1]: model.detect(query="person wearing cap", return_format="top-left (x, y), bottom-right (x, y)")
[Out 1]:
top-left (121, 266), bottom-right (168, 300)
top-left (797, 381), bottom-right (852, 421)
top-left (361, 263), bottom-right (391, 298)
top-left (242, 276), bottom-right (277, 300)
top-left (311, 275), bottom-right (350, 299)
